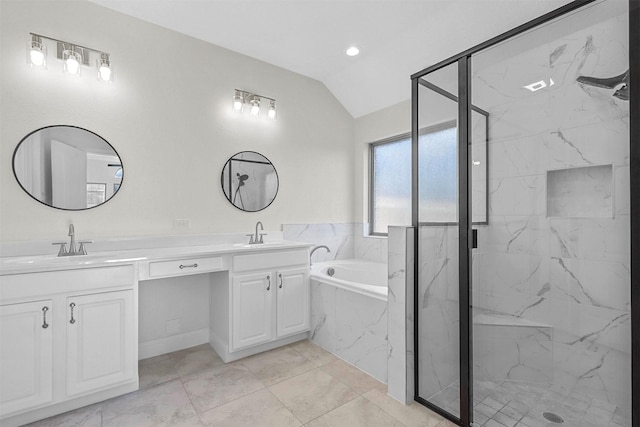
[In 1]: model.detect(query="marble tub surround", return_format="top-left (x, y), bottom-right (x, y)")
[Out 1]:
top-left (25, 341), bottom-right (449, 427)
top-left (282, 223), bottom-right (388, 264)
top-left (309, 279), bottom-right (388, 383)
top-left (468, 8), bottom-right (631, 422)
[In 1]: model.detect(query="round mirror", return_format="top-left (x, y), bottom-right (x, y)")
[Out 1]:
top-left (221, 151), bottom-right (278, 212)
top-left (12, 125), bottom-right (123, 210)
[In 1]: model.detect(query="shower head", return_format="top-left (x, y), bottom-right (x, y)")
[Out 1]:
top-left (237, 173), bottom-right (249, 186)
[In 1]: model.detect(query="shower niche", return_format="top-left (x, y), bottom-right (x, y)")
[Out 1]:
top-left (546, 164), bottom-right (614, 218)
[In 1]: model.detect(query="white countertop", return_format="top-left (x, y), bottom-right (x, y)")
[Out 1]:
top-left (0, 238), bottom-right (312, 275)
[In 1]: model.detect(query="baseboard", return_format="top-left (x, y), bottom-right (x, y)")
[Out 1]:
top-left (139, 328), bottom-right (209, 360)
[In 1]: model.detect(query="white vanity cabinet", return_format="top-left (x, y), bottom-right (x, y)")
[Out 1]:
top-left (231, 266), bottom-right (309, 351)
top-left (0, 265), bottom-right (137, 427)
top-left (0, 300), bottom-right (53, 416)
top-left (65, 290), bottom-right (135, 397)
top-left (210, 248), bottom-right (310, 361)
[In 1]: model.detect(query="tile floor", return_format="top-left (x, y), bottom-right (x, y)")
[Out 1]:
top-left (430, 379), bottom-right (631, 427)
top-left (26, 340), bottom-right (452, 427)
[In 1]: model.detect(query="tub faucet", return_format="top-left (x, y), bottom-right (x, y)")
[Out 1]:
top-left (247, 221), bottom-right (265, 244)
top-left (309, 245), bottom-right (331, 265)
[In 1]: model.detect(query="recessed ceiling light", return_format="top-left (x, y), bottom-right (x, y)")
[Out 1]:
top-left (346, 46), bottom-right (360, 57)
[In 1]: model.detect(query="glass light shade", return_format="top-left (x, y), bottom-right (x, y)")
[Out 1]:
top-left (30, 47), bottom-right (45, 66)
top-left (63, 50), bottom-right (82, 76)
top-left (233, 94), bottom-right (243, 111)
top-left (28, 40), bottom-right (47, 68)
top-left (99, 65), bottom-right (112, 81)
top-left (97, 55), bottom-right (113, 82)
top-left (268, 102), bottom-right (276, 119)
top-left (250, 99), bottom-right (260, 115)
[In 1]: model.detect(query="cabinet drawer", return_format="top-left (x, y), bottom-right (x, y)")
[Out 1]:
top-left (233, 249), bottom-right (308, 273)
top-left (148, 256), bottom-right (224, 278)
top-left (0, 265), bottom-right (135, 302)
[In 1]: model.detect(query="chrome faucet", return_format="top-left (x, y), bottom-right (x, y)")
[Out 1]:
top-left (246, 221), bottom-right (266, 244)
top-left (68, 224), bottom-right (76, 255)
top-left (52, 224), bottom-right (92, 256)
top-left (309, 245), bottom-right (331, 265)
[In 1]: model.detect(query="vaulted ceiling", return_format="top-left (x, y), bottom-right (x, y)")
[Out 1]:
top-left (90, 0), bottom-right (574, 118)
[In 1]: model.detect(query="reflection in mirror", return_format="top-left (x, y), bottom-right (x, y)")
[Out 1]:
top-left (13, 126), bottom-right (123, 210)
top-left (221, 151), bottom-right (278, 212)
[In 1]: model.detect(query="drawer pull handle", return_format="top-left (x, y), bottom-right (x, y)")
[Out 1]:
top-left (179, 263), bottom-right (198, 269)
top-left (42, 306), bottom-right (49, 329)
top-left (69, 302), bottom-right (76, 324)
top-left (266, 275), bottom-right (271, 291)
top-left (279, 273), bottom-right (283, 289)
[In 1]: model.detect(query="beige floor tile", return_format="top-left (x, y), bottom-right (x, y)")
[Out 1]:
top-left (321, 359), bottom-right (383, 394)
top-left (363, 386), bottom-right (443, 427)
top-left (269, 368), bottom-right (358, 424)
top-left (182, 363), bottom-right (265, 413)
top-left (139, 353), bottom-right (172, 367)
top-left (305, 396), bottom-right (405, 427)
top-left (289, 340), bottom-right (337, 366)
top-left (199, 388), bottom-right (302, 427)
top-left (172, 346), bottom-right (226, 378)
top-left (24, 403), bottom-right (102, 427)
top-left (102, 379), bottom-right (197, 427)
top-left (139, 357), bottom-right (179, 389)
top-left (241, 345), bottom-right (317, 386)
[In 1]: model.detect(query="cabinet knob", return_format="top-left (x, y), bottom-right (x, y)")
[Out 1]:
top-left (266, 275), bottom-right (271, 291)
top-left (42, 306), bottom-right (49, 329)
top-left (69, 302), bottom-right (76, 324)
top-left (279, 273), bottom-right (283, 289)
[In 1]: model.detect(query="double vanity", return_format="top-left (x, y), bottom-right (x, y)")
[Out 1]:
top-left (0, 232), bottom-right (312, 427)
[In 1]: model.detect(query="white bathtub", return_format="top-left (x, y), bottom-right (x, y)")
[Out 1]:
top-left (310, 259), bottom-right (388, 301)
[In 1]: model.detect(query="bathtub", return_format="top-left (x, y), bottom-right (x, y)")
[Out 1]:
top-left (309, 258), bottom-right (389, 382)
top-left (310, 259), bottom-right (388, 301)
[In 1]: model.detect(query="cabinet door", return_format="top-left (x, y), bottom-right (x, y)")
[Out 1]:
top-left (231, 272), bottom-right (273, 350)
top-left (66, 290), bottom-right (135, 397)
top-left (0, 300), bottom-right (53, 416)
top-left (276, 267), bottom-right (310, 337)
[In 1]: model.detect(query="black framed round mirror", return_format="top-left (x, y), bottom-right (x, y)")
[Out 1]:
top-left (12, 125), bottom-right (123, 210)
top-left (221, 151), bottom-right (278, 212)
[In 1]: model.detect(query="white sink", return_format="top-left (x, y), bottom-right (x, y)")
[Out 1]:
top-left (232, 241), bottom-right (289, 249)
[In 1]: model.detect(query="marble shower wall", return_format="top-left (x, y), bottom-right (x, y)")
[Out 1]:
top-left (471, 10), bottom-right (631, 416)
top-left (282, 223), bottom-right (388, 264)
top-left (387, 226), bottom-right (414, 404)
top-left (417, 225), bottom-right (460, 402)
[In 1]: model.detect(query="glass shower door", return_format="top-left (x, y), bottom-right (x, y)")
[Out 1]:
top-left (470, 1), bottom-right (631, 426)
top-left (415, 61), bottom-right (463, 421)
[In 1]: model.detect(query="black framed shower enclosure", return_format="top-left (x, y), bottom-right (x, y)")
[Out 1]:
top-left (411, 1), bottom-right (638, 426)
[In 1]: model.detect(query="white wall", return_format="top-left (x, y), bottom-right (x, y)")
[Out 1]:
top-left (0, 0), bottom-right (354, 242)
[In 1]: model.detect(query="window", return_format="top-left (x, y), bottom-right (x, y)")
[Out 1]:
top-left (369, 119), bottom-right (487, 235)
top-left (370, 134), bottom-right (412, 235)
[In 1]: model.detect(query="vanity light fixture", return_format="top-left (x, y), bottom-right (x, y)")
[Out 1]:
top-left (28, 34), bottom-right (47, 68)
top-left (97, 53), bottom-right (112, 82)
top-left (250, 97), bottom-right (260, 115)
top-left (63, 48), bottom-right (82, 76)
top-left (268, 100), bottom-right (277, 119)
top-left (232, 89), bottom-right (276, 119)
top-left (27, 33), bottom-right (113, 82)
